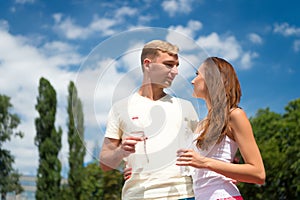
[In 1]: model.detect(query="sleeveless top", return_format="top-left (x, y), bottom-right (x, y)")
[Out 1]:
top-left (192, 135), bottom-right (242, 200)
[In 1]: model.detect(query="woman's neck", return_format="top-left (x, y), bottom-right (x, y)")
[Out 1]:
top-left (205, 98), bottom-right (212, 110)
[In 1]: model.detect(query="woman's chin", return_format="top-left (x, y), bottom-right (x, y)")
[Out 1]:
top-left (192, 93), bottom-right (204, 99)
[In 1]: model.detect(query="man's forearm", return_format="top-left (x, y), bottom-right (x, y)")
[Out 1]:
top-left (100, 146), bottom-right (125, 171)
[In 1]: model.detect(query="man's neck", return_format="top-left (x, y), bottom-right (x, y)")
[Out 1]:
top-left (138, 84), bottom-right (166, 101)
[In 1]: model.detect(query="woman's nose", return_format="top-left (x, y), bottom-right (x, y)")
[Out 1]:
top-left (191, 78), bottom-right (195, 84)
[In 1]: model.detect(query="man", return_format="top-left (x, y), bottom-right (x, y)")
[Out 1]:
top-left (100, 40), bottom-right (198, 199)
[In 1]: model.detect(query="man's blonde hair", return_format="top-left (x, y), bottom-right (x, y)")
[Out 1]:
top-left (140, 40), bottom-right (179, 66)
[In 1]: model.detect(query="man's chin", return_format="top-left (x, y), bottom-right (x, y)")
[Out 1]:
top-left (163, 81), bottom-right (172, 88)
top-left (155, 81), bottom-right (172, 88)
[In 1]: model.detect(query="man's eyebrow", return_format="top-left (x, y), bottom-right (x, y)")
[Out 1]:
top-left (162, 60), bottom-right (179, 66)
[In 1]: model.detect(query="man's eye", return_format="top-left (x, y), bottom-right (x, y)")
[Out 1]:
top-left (165, 63), bottom-right (177, 68)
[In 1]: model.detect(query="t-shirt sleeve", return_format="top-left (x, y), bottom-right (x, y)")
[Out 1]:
top-left (104, 105), bottom-right (122, 140)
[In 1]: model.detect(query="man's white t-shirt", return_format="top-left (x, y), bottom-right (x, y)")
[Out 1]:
top-left (104, 92), bottom-right (199, 199)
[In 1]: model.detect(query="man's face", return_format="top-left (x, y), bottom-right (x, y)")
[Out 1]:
top-left (146, 51), bottom-right (179, 88)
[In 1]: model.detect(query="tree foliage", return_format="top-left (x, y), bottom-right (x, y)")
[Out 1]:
top-left (67, 81), bottom-right (86, 199)
top-left (0, 94), bottom-right (23, 199)
top-left (238, 98), bottom-right (300, 199)
top-left (34, 77), bottom-right (62, 200)
top-left (80, 162), bottom-right (123, 200)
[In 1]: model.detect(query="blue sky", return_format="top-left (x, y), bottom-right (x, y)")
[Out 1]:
top-left (1, 0), bottom-right (299, 176)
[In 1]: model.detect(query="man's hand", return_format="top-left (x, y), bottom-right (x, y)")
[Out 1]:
top-left (120, 136), bottom-right (145, 157)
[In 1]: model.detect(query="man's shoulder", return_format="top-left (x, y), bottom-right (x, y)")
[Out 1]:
top-left (111, 93), bottom-right (142, 108)
top-left (169, 95), bottom-right (193, 105)
top-left (111, 95), bottom-right (131, 108)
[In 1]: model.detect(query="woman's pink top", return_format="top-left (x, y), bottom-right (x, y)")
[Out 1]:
top-left (192, 136), bottom-right (242, 200)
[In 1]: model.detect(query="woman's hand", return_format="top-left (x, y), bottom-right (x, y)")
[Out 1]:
top-left (123, 165), bottom-right (132, 181)
top-left (176, 149), bottom-right (209, 169)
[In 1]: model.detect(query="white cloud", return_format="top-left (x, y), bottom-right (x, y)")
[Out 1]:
top-left (273, 23), bottom-right (300, 53)
top-left (240, 51), bottom-right (258, 70)
top-left (52, 14), bottom-right (119, 40)
top-left (161, 0), bottom-right (194, 17)
top-left (15, 0), bottom-right (35, 4)
top-left (53, 13), bottom-right (62, 22)
top-left (169, 20), bottom-right (203, 38)
top-left (115, 6), bottom-right (138, 18)
top-left (273, 22), bottom-right (300, 37)
top-left (76, 59), bottom-right (119, 128)
top-left (167, 20), bottom-right (204, 52)
top-left (293, 40), bottom-right (300, 52)
top-left (137, 15), bottom-right (155, 25)
top-left (0, 20), bottom-right (9, 31)
top-left (197, 32), bottom-right (241, 60)
top-left (53, 6), bottom-right (141, 40)
top-left (196, 32), bottom-right (257, 69)
top-left (41, 41), bottom-right (82, 67)
top-left (89, 16), bottom-right (118, 36)
top-left (248, 33), bottom-right (263, 44)
top-left (4, 121), bottom-right (38, 175)
top-left (53, 14), bottom-right (93, 40)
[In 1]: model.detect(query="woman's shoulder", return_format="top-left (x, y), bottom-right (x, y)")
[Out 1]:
top-left (229, 107), bottom-right (248, 121)
top-left (230, 107), bottom-right (245, 115)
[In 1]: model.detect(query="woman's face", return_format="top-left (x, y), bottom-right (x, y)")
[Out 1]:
top-left (191, 65), bottom-right (208, 99)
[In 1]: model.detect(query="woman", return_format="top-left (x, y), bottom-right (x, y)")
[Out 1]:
top-left (176, 57), bottom-right (265, 199)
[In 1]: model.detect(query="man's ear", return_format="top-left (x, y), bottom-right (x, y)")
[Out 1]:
top-left (143, 58), bottom-right (151, 71)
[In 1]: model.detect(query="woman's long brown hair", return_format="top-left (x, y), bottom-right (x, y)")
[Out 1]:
top-left (196, 57), bottom-right (242, 150)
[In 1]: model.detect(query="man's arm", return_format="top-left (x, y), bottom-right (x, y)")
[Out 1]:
top-left (99, 136), bottom-right (144, 171)
top-left (99, 137), bottom-right (123, 171)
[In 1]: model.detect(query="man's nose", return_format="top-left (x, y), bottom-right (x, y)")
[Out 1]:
top-left (170, 66), bottom-right (178, 75)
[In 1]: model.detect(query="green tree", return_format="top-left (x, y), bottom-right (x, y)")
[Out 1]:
top-left (238, 99), bottom-right (300, 199)
top-left (0, 95), bottom-right (23, 199)
top-left (67, 81), bottom-right (86, 199)
top-left (81, 162), bottom-right (123, 200)
top-left (34, 77), bottom-right (62, 200)
top-left (100, 167), bottom-right (124, 200)
top-left (279, 99), bottom-right (300, 198)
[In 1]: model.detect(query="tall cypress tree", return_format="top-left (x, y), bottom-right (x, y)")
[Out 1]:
top-left (0, 95), bottom-right (23, 199)
top-left (67, 81), bottom-right (85, 199)
top-left (34, 77), bottom-right (62, 200)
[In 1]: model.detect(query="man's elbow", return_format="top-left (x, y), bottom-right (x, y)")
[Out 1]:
top-left (99, 154), bottom-right (114, 171)
top-left (99, 161), bottom-right (113, 172)
top-left (99, 150), bottom-right (113, 171)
